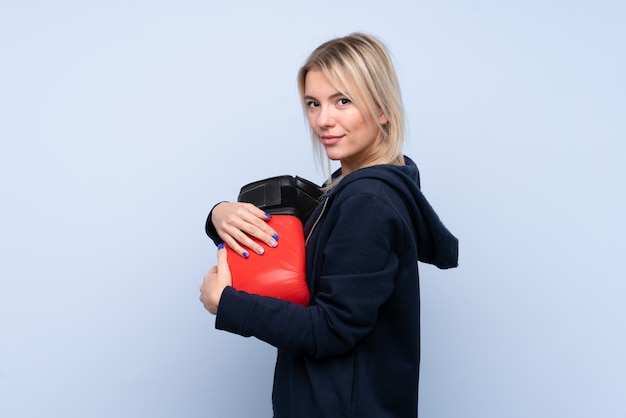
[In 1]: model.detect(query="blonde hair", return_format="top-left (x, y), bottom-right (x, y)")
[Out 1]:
top-left (297, 33), bottom-right (405, 176)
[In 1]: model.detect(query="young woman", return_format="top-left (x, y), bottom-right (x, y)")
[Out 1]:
top-left (200, 33), bottom-right (458, 418)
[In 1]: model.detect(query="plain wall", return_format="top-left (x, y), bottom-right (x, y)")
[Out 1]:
top-left (1, 1), bottom-right (624, 417)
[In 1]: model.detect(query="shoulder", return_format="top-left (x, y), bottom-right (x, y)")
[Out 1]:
top-left (336, 176), bottom-right (386, 198)
top-left (327, 179), bottom-right (406, 229)
top-left (332, 166), bottom-right (400, 199)
top-left (332, 172), bottom-right (407, 211)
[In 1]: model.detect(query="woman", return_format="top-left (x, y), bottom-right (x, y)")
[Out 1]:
top-left (200, 33), bottom-right (458, 418)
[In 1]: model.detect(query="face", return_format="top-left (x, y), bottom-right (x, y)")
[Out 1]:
top-left (303, 68), bottom-right (387, 175)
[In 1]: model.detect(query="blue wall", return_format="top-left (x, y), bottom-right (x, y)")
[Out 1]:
top-left (1, 1), bottom-right (624, 417)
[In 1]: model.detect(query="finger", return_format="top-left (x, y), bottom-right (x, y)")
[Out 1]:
top-left (245, 204), bottom-right (273, 221)
top-left (216, 244), bottom-right (232, 286)
top-left (206, 266), bottom-right (217, 277)
top-left (201, 266), bottom-right (217, 287)
top-left (221, 235), bottom-right (254, 259)
top-left (231, 217), bottom-right (278, 250)
top-left (218, 220), bottom-right (267, 257)
top-left (233, 203), bottom-right (271, 226)
top-left (231, 204), bottom-right (278, 242)
top-left (216, 243), bottom-right (228, 267)
top-left (246, 222), bottom-right (279, 249)
top-left (220, 223), bottom-right (270, 257)
top-left (216, 204), bottom-right (278, 253)
top-left (230, 229), bottom-right (269, 256)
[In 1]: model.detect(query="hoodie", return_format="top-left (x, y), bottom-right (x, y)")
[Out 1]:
top-left (214, 157), bottom-right (458, 417)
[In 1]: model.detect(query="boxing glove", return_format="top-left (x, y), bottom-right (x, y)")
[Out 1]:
top-left (226, 176), bottom-right (322, 306)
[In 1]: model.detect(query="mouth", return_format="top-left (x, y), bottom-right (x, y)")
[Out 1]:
top-left (320, 135), bottom-right (343, 146)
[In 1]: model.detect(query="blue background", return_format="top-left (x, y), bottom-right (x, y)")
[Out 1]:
top-left (1, 1), bottom-right (624, 417)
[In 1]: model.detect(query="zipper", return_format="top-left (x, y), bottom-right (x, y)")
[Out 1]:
top-left (305, 196), bottom-right (330, 246)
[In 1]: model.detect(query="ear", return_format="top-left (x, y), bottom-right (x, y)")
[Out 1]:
top-left (378, 111), bottom-right (388, 125)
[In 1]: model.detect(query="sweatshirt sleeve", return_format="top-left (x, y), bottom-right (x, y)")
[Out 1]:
top-left (215, 187), bottom-right (405, 358)
top-left (205, 202), bottom-right (226, 246)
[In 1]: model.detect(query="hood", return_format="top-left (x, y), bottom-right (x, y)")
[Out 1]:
top-left (328, 156), bottom-right (459, 269)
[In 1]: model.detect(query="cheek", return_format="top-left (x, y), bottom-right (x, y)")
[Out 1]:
top-left (346, 108), bottom-right (368, 126)
top-left (306, 112), bottom-right (316, 128)
top-left (346, 114), bottom-right (367, 133)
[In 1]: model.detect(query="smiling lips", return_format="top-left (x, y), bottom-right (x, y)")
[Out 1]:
top-left (320, 135), bottom-right (343, 146)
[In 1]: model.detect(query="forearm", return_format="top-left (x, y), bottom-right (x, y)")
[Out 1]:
top-left (214, 192), bottom-right (403, 357)
top-left (215, 259), bottom-right (398, 358)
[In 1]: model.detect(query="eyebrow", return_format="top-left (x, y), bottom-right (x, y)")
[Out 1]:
top-left (303, 92), bottom-right (345, 102)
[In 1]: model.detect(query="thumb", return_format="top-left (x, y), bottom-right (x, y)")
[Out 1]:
top-left (216, 243), bottom-right (232, 286)
top-left (216, 243), bottom-right (229, 270)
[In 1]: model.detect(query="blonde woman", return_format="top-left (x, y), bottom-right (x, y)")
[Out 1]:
top-left (200, 33), bottom-right (458, 418)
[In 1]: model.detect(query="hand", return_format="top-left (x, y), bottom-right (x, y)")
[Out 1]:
top-left (199, 244), bottom-right (233, 315)
top-left (212, 202), bottom-right (279, 258)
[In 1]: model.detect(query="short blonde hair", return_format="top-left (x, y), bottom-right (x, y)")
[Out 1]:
top-left (297, 33), bottom-right (405, 173)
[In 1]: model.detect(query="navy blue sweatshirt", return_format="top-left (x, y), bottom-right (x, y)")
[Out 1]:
top-left (211, 157), bottom-right (458, 417)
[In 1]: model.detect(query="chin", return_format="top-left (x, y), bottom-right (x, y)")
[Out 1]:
top-left (324, 151), bottom-right (343, 161)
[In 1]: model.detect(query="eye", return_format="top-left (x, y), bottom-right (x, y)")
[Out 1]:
top-left (337, 97), bottom-right (351, 106)
top-left (306, 100), bottom-right (319, 108)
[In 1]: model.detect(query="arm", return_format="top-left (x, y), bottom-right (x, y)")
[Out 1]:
top-left (215, 191), bottom-right (404, 358)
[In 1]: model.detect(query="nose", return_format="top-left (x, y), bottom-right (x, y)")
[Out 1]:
top-left (316, 104), bottom-right (335, 129)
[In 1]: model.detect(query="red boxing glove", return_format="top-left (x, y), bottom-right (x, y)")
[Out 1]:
top-left (223, 176), bottom-right (322, 306)
top-left (226, 215), bottom-right (309, 306)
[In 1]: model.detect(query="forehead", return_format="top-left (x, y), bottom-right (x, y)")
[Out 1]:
top-left (304, 67), bottom-right (350, 97)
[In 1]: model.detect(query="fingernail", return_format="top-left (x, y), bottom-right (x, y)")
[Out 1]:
top-left (217, 243), bottom-right (224, 250)
top-left (256, 247), bottom-right (265, 255)
top-left (265, 213), bottom-right (272, 218)
top-left (242, 251), bottom-right (249, 259)
top-left (272, 233), bottom-right (279, 241)
top-left (269, 239), bottom-right (278, 248)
